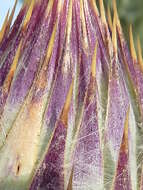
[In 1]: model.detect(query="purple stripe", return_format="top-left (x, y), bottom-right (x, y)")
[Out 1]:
top-left (8, 7), bottom-right (56, 106)
top-left (73, 76), bottom-right (103, 189)
top-left (0, 33), bottom-right (22, 87)
top-left (104, 57), bottom-right (129, 161)
top-left (0, 7), bottom-right (26, 57)
top-left (30, 121), bottom-right (67, 190)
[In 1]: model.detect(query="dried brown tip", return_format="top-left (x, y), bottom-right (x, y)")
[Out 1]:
top-left (137, 36), bottom-right (143, 70)
top-left (129, 24), bottom-right (137, 61)
top-left (107, 5), bottom-right (113, 31)
top-left (99, 0), bottom-right (106, 24)
top-left (91, 41), bottom-right (98, 78)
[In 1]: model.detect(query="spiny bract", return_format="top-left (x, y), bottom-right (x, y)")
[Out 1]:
top-left (0, 0), bottom-right (143, 190)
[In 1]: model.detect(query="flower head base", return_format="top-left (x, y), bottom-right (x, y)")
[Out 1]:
top-left (0, 0), bottom-right (143, 189)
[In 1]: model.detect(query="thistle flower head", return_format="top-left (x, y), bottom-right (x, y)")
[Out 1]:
top-left (0, 0), bottom-right (143, 189)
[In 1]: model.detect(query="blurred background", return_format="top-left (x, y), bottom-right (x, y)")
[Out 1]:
top-left (104, 0), bottom-right (143, 51)
top-left (0, 0), bottom-right (142, 50)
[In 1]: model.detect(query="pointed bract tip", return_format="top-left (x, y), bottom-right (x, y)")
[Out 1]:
top-left (45, 0), bottom-right (54, 17)
top-left (3, 39), bottom-right (22, 90)
top-left (99, 0), bottom-right (106, 24)
top-left (137, 36), bottom-right (143, 70)
top-left (112, 0), bottom-right (117, 17)
top-left (112, 13), bottom-right (117, 54)
top-left (45, 20), bottom-right (57, 63)
top-left (80, 0), bottom-right (89, 50)
top-left (7, 0), bottom-right (18, 32)
top-left (60, 79), bottom-right (74, 126)
top-left (89, 0), bottom-right (99, 16)
top-left (129, 24), bottom-right (137, 61)
top-left (10, 39), bottom-right (22, 73)
top-left (123, 105), bottom-right (130, 150)
top-left (107, 5), bottom-right (113, 31)
top-left (111, 106), bottom-right (130, 190)
top-left (112, 0), bottom-right (121, 29)
top-left (23, 0), bottom-right (35, 30)
top-left (91, 41), bottom-right (98, 78)
top-left (0, 9), bottom-right (10, 43)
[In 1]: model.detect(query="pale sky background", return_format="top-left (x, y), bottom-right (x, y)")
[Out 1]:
top-left (0, 0), bottom-right (22, 28)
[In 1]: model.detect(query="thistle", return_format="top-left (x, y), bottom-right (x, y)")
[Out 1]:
top-left (0, 0), bottom-right (143, 189)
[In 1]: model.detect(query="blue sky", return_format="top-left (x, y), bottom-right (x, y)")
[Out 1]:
top-left (0, 0), bottom-right (22, 28)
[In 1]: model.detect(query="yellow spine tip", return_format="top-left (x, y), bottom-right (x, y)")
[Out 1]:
top-left (0, 9), bottom-right (10, 43)
top-left (45, 21), bottom-right (57, 62)
top-left (23, 0), bottom-right (35, 30)
top-left (112, 0), bottom-right (121, 29)
top-left (112, 0), bottom-right (117, 17)
top-left (137, 36), bottom-right (143, 69)
top-left (129, 24), bottom-right (137, 61)
top-left (99, 0), bottom-right (106, 24)
top-left (3, 39), bottom-right (22, 90)
top-left (60, 79), bottom-right (74, 126)
top-left (80, 0), bottom-right (89, 50)
top-left (7, 0), bottom-right (18, 31)
top-left (107, 5), bottom-right (113, 31)
top-left (112, 14), bottom-right (117, 54)
top-left (45, 1), bottom-right (54, 17)
top-left (123, 106), bottom-right (130, 149)
top-left (89, 0), bottom-right (99, 16)
top-left (91, 41), bottom-right (98, 78)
